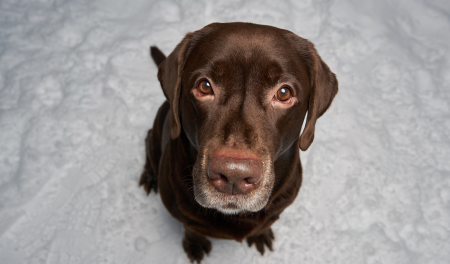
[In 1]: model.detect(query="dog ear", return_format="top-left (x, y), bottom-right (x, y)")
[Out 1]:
top-left (157, 33), bottom-right (193, 139)
top-left (299, 41), bottom-right (338, 151)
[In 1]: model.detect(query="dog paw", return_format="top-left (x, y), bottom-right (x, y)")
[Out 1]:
top-left (139, 166), bottom-right (157, 194)
top-left (246, 228), bottom-right (275, 255)
top-left (182, 228), bottom-right (212, 263)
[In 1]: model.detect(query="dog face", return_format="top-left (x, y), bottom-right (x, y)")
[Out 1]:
top-left (157, 23), bottom-right (337, 214)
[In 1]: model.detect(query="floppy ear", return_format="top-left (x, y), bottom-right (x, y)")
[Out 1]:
top-left (157, 33), bottom-right (193, 139)
top-left (299, 41), bottom-right (338, 151)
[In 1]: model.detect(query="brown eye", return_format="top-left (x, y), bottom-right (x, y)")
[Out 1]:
top-left (198, 80), bottom-right (212, 95)
top-left (276, 87), bottom-right (291, 101)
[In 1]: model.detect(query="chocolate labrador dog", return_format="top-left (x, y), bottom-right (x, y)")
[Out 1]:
top-left (140, 22), bottom-right (338, 263)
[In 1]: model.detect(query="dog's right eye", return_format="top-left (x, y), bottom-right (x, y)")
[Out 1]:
top-left (198, 80), bottom-right (213, 95)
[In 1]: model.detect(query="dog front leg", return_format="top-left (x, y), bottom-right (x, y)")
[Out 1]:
top-left (182, 225), bottom-right (212, 263)
top-left (246, 228), bottom-right (275, 255)
top-left (139, 129), bottom-right (158, 194)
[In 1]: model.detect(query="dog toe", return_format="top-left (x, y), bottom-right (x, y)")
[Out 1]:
top-left (182, 227), bottom-right (212, 263)
top-left (139, 168), bottom-right (158, 194)
top-left (182, 235), bottom-right (211, 263)
top-left (246, 228), bottom-right (275, 255)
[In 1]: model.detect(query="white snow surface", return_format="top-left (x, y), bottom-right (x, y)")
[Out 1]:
top-left (1, 0), bottom-right (449, 263)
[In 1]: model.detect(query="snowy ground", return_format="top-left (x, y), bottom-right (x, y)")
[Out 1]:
top-left (1, 0), bottom-right (449, 263)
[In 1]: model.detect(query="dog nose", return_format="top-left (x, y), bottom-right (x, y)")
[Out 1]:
top-left (208, 155), bottom-right (262, 195)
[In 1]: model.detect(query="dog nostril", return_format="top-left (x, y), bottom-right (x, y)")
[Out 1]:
top-left (220, 174), bottom-right (228, 183)
top-left (244, 175), bottom-right (261, 185)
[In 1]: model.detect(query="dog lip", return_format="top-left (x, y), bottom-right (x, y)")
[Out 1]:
top-left (224, 203), bottom-right (239, 209)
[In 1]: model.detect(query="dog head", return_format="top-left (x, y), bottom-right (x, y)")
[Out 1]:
top-left (157, 23), bottom-right (337, 214)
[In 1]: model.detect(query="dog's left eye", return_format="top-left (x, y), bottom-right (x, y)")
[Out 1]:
top-left (276, 87), bottom-right (291, 101)
top-left (198, 80), bottom-right (213, 95)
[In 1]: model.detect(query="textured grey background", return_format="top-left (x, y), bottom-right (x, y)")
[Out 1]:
top-left (0, 0), bottom-right (449, 263)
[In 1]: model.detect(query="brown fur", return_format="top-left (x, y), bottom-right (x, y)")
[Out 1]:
top-left (140, 22), bottom-right (338, 263)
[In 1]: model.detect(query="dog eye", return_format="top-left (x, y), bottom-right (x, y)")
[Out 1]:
top-left (198, 80), bottom-right (213, 95)
top-left (276, 87), bottom-right (291, 101)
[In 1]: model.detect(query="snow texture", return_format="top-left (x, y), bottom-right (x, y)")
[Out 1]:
top-left (1, 0), bottom-right (449, 263)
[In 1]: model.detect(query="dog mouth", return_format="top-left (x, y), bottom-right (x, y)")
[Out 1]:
top-left (215, 203), bottom-right (246, 215)
top-left (224, 203), bottom-right (239, 209)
